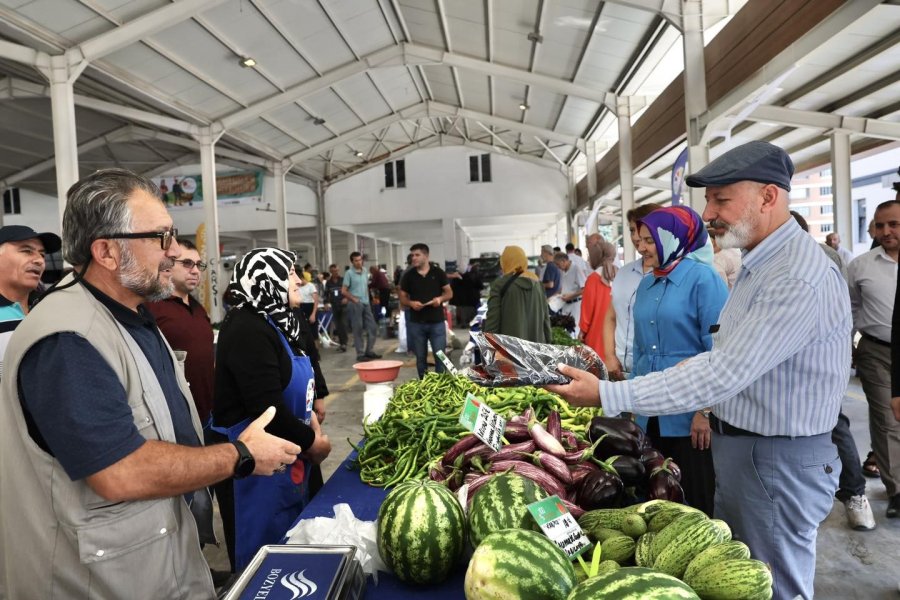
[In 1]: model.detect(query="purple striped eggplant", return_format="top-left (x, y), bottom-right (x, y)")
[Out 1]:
top-left (441, 433), bottom-right (482, 466)
top-left (488, 459), bottom-right (568, 499)
top-left (529, 418), bottom-right (567, 458)
top-left (532, 451), bottom-right (574, 486)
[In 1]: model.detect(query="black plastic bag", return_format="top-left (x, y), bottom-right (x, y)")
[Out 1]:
top-left (464, 332), bottom-right (607, 386)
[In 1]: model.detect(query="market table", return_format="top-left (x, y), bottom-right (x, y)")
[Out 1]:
top-left (286, 449), bottom-right (468, 599)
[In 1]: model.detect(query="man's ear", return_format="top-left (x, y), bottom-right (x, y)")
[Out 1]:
top-left (90, 238), bottom-right (121, 272)
top-left (760, 184), bottom-right (780, 213)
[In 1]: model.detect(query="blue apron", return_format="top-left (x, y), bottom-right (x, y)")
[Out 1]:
top-left (213, 317), bottom-right (316, 570)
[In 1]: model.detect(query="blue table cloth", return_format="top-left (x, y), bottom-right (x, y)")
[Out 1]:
top-left (289, 449), bottom-right (468, 599)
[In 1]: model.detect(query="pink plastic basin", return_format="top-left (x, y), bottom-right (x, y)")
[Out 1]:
top-left (352, 360), bottom-right (404, 383)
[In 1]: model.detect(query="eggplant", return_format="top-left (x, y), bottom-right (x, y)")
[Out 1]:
top-left (569, 462), bottom-right (601, 486)
top-left (656, 458), bottom-right (682, 483)
top-left (592, 431), bottom-right (643, 460)
top-left (561, 430), bottom-right (579, 450)
top-left (489, 460), bottom-right (568, 499)
top-left (533, 451), bottom-right (574, 486)
top-left (490, 439), bottom-right (536, 462)
top-left (428, 459), bottom-right (447, 482)
top-left (546, 410), bottom-right (562, 440)
top-left (503, 421), bottom-right (532, 442)
top-left (441, 434), bottom-right (482, 466)
top-left (560, 498), bottom-right (586, 519)
top-left (575, 470), bottom-right (625, 510)
top-left (529, 419), bottom-right (567, 457)
top-left (588, 416), bottom-right (643, 439)
top-left (640, 447), bottom-right (664, 465)
top-left (606, 455), bottom-right (646, 487)
top-left (647, 469), bottom-right (684, 502)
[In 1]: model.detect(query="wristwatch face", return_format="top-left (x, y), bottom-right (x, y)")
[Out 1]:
top-left (233, 441), bottom-right (255, 479)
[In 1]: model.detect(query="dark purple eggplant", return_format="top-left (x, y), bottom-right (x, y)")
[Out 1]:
top-left (606, 455), bottom-right (646, 487)
top-left (647, 469), bottom-right (684, 502)
top-left (490, 439), bottom-right (536, 462)
top-left (588, 416), bottom-right (643, 439)
top-left (576, 470), bottom-right (625, 510)
top-left (442, 434), bottom-right (482, 466)
top-left (656, 458), bottom-right (682, 483)
top-left (463, 442), bottom-right (494, 466)
top-left (546, 410), bottom-right (562, 440)
top-left (569, 462), bottom-right (601, 486)
top-left (533, 451), bottom-right (574, 486)
top-left (640, 447), bottom-right (664, 466)
top-left (561, 430), bottom-right (579, 450)
top-left (592, 431), bottom-right (643, 460)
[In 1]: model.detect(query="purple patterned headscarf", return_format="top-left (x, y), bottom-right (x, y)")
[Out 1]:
top-left (638, 205), bottom-right (714, 277)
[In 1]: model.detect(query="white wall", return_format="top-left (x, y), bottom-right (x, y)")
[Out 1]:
top-left (325, 146), bottom-right (568, 265)
top-left (3, 188), bottom-right (62, 234)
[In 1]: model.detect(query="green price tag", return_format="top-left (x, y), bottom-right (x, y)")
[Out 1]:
top-left (435, 350), bottom-right (458, 375)
top-left (527, 495), bottom-right (592, 558)
top-left (458, 393), bottom-right (506, 452)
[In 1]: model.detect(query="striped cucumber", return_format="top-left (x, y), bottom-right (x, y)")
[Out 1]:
top-left (650, 511), bottom-right (707, 558)
top-left (578, 507), bottom-right (631, 532)
top-left (683, 541), bottom-right (751, 585)
top-left (600, 535), bottom-right (636, 564)
top-left (688, 559), bottom-right (773, 600)
top-left (710, 519), bottom-right (732, 541)
top-left (464, 529), bottom-right (577, 600)
top-left (633, 532), bottom-right (657, 567)
top-left (652, 517), bottom-right (724, 578)
top-left (621, 513), bottom-right (648, 538)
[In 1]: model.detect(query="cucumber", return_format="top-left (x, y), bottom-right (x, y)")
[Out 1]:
top-left (652, 518), bottom-right (724, 579)
top-left (633, 532), bottom-right (657, 567)
top-left (683, 541), bottom-right (752, 588)
top-left (621, 513), bottom-right (648, 538)
top-left (688, 559), bottom-right (773, 600)
top-left (650, 511), bottom-right (707, 558)
top-left (600, 535), bottom-right (636, 564)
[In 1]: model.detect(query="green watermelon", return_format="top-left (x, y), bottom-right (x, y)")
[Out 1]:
top-left (465, 529), bottom-right (577, 600)
top-left (566, 567), bottom-right (700, 599)
top-left (468, 473), bottom-right (548, 547)
top-left (376, 479), bottom-right (466, 584)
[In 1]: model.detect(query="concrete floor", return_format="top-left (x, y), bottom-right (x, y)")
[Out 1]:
top-left (205, 328), bottom-right (900, 598)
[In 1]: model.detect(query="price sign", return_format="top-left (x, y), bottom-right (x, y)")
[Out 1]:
top-left (458, 393), bottom-right (506, 452)
top-left (435, 350), bottom-right (459, 375)
top-left (527, 495), bottom-right (592, 558)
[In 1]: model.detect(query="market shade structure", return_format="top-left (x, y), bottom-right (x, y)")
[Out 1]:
top-left (0, 0), bottom-right (898, 245)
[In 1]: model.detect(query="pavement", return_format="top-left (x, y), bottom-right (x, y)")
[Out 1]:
top-left (204, 327), bottom-right (900, 598)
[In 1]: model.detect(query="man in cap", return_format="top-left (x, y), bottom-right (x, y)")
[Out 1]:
top-left (0, 224), bottom-right (61, 378)
top-left (548, 141), bottom-right (850, 600)
top-left (540, 244), bottom-right (561, 297)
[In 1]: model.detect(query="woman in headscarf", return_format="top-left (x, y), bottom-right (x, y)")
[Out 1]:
top-left (483, 245), bottom-right (551, 343)
top-left (211, 248), bottom-right (332, 572)
top-left (579, 235), bottom-right (618, 361)
top-left (632, 206), bottom-right (728, 516)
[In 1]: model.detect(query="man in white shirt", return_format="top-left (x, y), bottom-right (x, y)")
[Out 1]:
top-left (847, 199), bottom-right (899, 518)
top-left (553, 252), bottom-right (586, 333)
top-left (827, 232), bottom-right (854, 266)
top-left (565, 242), bottom-right (592, 282)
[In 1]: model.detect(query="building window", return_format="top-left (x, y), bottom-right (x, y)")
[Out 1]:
top-left (820, 204), bottom-right (833, 215)
top-left (469, 154), bottom-right (491, 183)
top-left (789, 188), bottom-right (809, 200)
top-left (793, 206), bottom-right (810, 216)
top-left (3, 188), bottom-right (21, 215)
top-left (820, 223), bottom-right (833, 233)
top-left (384, 159), bottom-right (405, 189)
top-left (819, 186), bottom-right (832, 196)
top-left (857, 198), bottom-right (867, 240)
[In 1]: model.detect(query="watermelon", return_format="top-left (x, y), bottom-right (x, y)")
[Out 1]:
top-left (688, 559), bottom-right (773, 600)
top-left (566, 567), bottom-right (700, 599)
top-left (683, 541), bottom-right (751, 585)
top-left (376, 479), bottom-right (466, 584)
top-left (464, 529), bottom-right (577, 600)
top-left (468, 473), bottom-right (547, 547)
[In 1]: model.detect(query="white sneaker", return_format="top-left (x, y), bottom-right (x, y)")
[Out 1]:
top-left (844, 495), bottom-right (876, 531)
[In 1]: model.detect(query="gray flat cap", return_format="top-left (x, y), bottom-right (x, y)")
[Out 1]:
top-left (685, 140), bottom-right (794, 192)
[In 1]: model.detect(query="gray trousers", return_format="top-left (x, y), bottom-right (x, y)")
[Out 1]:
top-left (712, 431), bottom-right (839, 600)
top-left (857, 337), bottom-right (897, 496)
top-left (346, 301), bottom-right (376, 355)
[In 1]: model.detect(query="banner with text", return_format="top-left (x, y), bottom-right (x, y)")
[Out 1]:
top-left (153, 171), bottom-right (264, 210)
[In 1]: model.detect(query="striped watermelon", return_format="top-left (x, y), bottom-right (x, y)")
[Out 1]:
top-left (465, 529), bottom-right (577, 600)
top-left (377, 479), bottom-right (466, 584)
top-left (468, 473), bottom-right (548, 547)
top-left (566, 567), bottom-right (699, 599)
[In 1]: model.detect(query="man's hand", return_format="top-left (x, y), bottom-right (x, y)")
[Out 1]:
top-left (691, 412), bottom-right (711, 450)
top-left (410, 300), bottom-right (425, 311)
top-left (606, 355), bottom-right (624, 381)
top-left (892, 396), bottom-right (900, 423)
top-left (303, 413), bottom-right (332, 465)
top-left (308, 314), bottom-right (316, 324)
top-left (545, 364), bottom-right (601, 407)
top-left (238, 406), bottom-right (302, 476)
top-left (313, 397), bottom-right (326, 424)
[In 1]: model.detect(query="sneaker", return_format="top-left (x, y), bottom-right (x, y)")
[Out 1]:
top-left (887, 494), bottom-right (900, 519)
top-left (356, 354), bottom-right (371, 362)
top-left (843, 495), bottom-right (875, 530)
top-left (364, 351), bottom-right (382, 359)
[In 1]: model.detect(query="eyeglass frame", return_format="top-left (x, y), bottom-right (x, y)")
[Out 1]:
top-left (102, 227), bottom-right (178, 251)
top-left (172, 258), bottom-right (208, 272)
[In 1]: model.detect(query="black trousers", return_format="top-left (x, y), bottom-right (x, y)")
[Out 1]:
top-left (646, 417), bottom-right (716, 517)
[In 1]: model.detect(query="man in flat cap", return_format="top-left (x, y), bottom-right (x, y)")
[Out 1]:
top-left (0, 224), bottom-right (61, 378)
top-left (549, 141), bottom-right (850, 600)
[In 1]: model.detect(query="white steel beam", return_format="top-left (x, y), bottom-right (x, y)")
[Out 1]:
top-left (70, 0), bottom-right (228, 64)
top-left (746, 105), bottom-right (900, 141)
top-left (427, 101), bottom-right (584, 147)
top-left (74, 94), bottom-right (199, 133)
top-left (534, 137), bottom-right (567, 168)
top-left (633, 176), bottom-right (670, 191)
top-left (127, 127), bottom-right (270, 167)
top-left (0, 39), bottom-right (41, 66)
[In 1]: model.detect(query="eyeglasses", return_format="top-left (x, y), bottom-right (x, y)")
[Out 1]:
top-left (173, 258), bottom-right (207, 271)
top-left (103, 227), bottom-right (178, 250)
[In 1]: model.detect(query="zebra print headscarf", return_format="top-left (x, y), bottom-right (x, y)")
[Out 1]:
top-left (228, 247), bottom-right (301, 345)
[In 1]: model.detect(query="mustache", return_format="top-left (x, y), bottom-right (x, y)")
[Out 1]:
top-left (707, 220), bottom-right (730, 231)
top-left (159, 259), bottom-right (175, 272)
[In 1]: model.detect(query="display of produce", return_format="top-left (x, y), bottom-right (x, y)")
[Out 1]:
top-left (685, 559), bottom-right (773, 600)
top-left (551, 326), bottom-right (581, 346)
top-left (566, 567), bottom-right (700, 599)
top-left (464, 529), bottom-right (577, 600)
top-left (467, 473), bottom-right (547, 547)
top-left (465, 332), bottom-right (608, 386)
top-left (376, 479), bottom-right (467, 585)
top-left (351, 373), bottom-right (599, 487)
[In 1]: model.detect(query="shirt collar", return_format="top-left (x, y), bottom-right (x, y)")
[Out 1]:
top-left (0, 293), bottom-right (12, 308)
top-left (79, 279), bottom-right (156, 328)
top-left (740, 218), bottom-right (801, 274)
top-left (648, 259), bottom-right (691, 287)
top-left (873, 246), bottom-right (898, 264)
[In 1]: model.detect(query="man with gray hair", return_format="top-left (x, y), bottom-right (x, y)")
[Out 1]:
top-left (0, 169), bottom-right (300, 599)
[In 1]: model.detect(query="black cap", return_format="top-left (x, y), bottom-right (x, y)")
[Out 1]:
top-left (0, 225), bottom-right (62, 253)
top-left (685, 140), bottom-right (794, 192)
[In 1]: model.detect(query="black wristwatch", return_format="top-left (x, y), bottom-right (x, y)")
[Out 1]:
top-left (231, 441), bottom-right (255, 479)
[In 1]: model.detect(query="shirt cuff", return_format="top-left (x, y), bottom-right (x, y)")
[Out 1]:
top-left (598, 379), bottom-right (633, 416)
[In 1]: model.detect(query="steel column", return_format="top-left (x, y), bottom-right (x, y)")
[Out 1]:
top-left (273, 161), bottom-right (289, 249)
top-left (197, 128), bottom-right (223, 323)
top-left (681, 0), bottom-right (708, 211)
top-left (617, 96), bottom-right (636, 261)
top-left (46, 56), bottom-right (84, 226)
top-left (830, 132), bottom-right (853, 246)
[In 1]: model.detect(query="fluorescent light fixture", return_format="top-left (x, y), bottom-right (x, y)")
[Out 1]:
top-left (354, 150), bottom-right (364, 157)
top-left (519, 103), bottom-right (529, 111)
top-left (239, 56), bottom-right (257, 68)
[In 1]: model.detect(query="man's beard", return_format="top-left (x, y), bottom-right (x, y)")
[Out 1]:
top-left (710, 203), bottom-right (758, 250)
top-left (118, 243), bottom-right (174, 301)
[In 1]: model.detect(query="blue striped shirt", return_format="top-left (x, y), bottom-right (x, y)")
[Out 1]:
top-left (600, 218), bottom-right (851, 437)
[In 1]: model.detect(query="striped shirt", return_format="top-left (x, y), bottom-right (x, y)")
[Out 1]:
top-left (600, 218), bottom-right (851, 437)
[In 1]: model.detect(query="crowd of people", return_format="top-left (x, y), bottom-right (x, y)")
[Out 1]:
top-left (0, 142), bottom-right (896, 600)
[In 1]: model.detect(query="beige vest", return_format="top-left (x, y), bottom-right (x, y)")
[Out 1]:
top-left (0, 277), bottom-right (214, 599)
